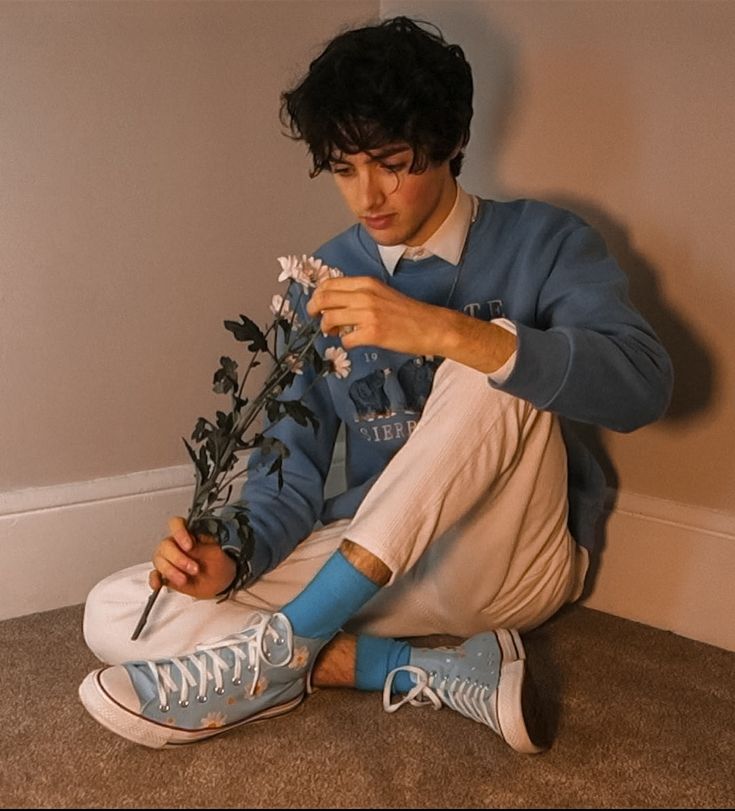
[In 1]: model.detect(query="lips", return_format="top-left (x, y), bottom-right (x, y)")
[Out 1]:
top-left (363, 214), bottom-right (396, 230)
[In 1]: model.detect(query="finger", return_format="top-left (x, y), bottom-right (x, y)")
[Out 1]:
top-left (318, 275), bottom-right (381, 292)
top-left (153, 539), bottom-right (200, 588)
top-left (148, 569), bottom-right (164, 590)
top-left (168, 515), bottom-right (194, 551)
top-left (153, 553), bottom-right (199, 590)
top-left (309, 277), bottom-right (384, 314)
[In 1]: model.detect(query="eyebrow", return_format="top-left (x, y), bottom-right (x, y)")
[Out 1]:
top-left (329, 145), bottom-right (411, 165)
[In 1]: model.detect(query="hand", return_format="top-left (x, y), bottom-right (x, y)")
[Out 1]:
top-left (149, 516), bottom-right (237, 600)
top-left (307, 276), bottom-right (442, 356)
top-left (308, 275), bottom-right (518, 374)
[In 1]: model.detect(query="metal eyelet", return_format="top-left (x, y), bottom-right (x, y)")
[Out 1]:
top-left (159, 704), bottom-right (170, 712)
top-left (214, 686), bottom-right (225, 695)
top-left (197, 694), bottom-right (208, 703)
top-left (232, 677), bottom-right (242, 686)
top-left (178, 699), bottom-right (189, 708)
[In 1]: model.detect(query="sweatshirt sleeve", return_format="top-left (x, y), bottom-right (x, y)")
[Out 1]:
top-left (494, 212), bottom-right (673, 432)
top-left (217, 295), bottom-right (341, 580)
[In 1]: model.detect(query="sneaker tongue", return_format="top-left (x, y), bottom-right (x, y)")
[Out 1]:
top-left (125, 660), bottom-right (162, 704)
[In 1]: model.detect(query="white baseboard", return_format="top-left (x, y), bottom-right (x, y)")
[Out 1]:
top-left (2, 459), bottom-right (733, 652)
top-left (0, 467), bottom-right (196, 623)
top-left (581, 490), bottom-right (735, 652)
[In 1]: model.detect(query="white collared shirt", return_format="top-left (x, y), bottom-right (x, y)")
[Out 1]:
top-left (375, 184), bottom-right (517, 384)
top-left (377, 185), bottom-right (477, 274)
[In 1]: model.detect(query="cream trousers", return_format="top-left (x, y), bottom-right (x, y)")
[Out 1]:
top-left (84, 359), bottom-right (588, 665)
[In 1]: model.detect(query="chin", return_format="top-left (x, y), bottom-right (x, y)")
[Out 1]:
top-left (367, 232), bottom-right (399, 246)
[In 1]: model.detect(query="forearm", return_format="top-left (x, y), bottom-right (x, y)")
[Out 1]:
top-left (426, 305), bottom-right (517, 375)
top-left (499, 321), bottom-right (673, 432)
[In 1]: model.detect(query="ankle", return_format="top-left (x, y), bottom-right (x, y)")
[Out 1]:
top-left (339, 539), bottom-right (392, 586)
top-left (311, 633), bottom-right (358, 688)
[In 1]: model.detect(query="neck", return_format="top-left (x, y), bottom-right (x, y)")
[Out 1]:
top-left (404, 177), bottom-right (457, 247)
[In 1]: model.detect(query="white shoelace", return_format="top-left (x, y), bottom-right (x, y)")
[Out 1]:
top-left (383, 664), bottom-right (498, 730)
top-left (148, 612), bottom-right (292, 711)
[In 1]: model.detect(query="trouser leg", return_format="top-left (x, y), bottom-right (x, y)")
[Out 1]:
top-left (241, 358), bottom-right (582, 636)
top-left (83, 359), bottom-right (585, 663)
top-left (82, 522), bottom-right (345, 665)
top-left (342, 359), bottom-right (583, 637)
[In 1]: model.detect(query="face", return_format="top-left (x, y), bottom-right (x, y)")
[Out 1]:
top-left (328, 145), bottom-right (457, 247)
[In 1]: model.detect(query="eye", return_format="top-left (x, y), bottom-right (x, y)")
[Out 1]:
top-left (331, 166), bottom-right (354, 177)
top-left (381, 162), bottom-right (406, 174)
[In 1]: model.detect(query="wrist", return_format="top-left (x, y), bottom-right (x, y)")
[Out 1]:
top-left (219, 548), bottom-right (250, 597)
top-left (439, 309), bottom-right (517, 374)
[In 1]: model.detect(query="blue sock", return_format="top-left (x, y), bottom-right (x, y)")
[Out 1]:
top-left (355, 635), bottom-right (413, 694)
top-left (281, 550), bottom-right (381, 639)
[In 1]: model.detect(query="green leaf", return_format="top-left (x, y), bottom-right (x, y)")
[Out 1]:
top-left (282, 400), bottom-right (320, 434)
top-left (212, 356), bottom-right (238, 395)
top-left (216, 410), bottom-right (234, 433)
top-left (197, 445), bottom-right (210, 479)
top-left (191, 417), bottom-right (211, 442)
top-left (224, 315), bottom-right (268, 352)
top-left (267, 455), bottom-right (285, 490)
top-left (265, 398), bottom-right (281, 424)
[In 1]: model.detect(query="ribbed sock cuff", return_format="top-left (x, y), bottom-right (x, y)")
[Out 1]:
top-left (282, 550), bottom-right (381, 639)
top-left (355, 635), bottom-right (411, 692)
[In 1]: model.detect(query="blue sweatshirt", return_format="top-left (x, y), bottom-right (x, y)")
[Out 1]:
top-left (220, 198), bottom-right (673, 581)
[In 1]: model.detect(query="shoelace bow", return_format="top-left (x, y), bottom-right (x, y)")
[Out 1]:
top-left (383, 664), bottom-right (497, 728)
top-left (148, 612), bottom-right (293, 711)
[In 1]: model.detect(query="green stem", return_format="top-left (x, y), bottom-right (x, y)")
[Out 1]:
top-left (188, 315), bottom-right (321, 523)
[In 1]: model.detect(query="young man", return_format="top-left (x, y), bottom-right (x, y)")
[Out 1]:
top-left (78, 17), bottom-right (673, 753)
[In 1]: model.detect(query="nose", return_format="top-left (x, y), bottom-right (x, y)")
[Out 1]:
top-left (357, 167), bottom-right (386, 213)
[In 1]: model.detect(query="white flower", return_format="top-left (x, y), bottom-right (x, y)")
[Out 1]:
top-left (285, 353), bottom-right (304, 375)
top-left (324, 345), bottom-right (351, 379)
top-left (269, 294), bottom-right (292, 318)
top-left (314, 261), bottom-right (344, 287)
top-left (247, 675), bottom-right (269, 698)
top-left (199, 711), bottom-right (228, 729)
top-left (270, 293), bottom-right (301, 330)
top-left (277, 254), bottom-right (319, 292)
top-left (276, 254), bottom-right (301, 284)
top-left (288, 645), bottom-right (310, 669)
top-left (277, 254), bottom-right (343, 292)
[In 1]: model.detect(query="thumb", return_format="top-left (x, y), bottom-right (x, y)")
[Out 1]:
top-left (168, 515), bottom-right (195, 551)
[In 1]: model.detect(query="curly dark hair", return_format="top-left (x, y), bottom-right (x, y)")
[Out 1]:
top-left (280, 16), bottom-right (474, 178)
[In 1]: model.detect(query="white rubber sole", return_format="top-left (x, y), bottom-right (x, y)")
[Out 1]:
top-left (495, 629), bottom-right (548, 754)
top-left (79, 668), bottom-right (304, 749)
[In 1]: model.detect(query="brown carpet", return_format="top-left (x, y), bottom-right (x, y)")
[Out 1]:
top-left (1, 602), bottom-right (733, 809)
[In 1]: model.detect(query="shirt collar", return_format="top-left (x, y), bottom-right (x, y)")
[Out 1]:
top-left (377, 184), bottom-right (477, 275)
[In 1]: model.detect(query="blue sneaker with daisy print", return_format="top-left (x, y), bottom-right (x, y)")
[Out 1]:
top-left (78, 611), bottom-right (330, 749)
top-left (382, 629), bottom-right (551, 754)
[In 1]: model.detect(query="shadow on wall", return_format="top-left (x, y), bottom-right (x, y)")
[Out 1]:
top-left (455, 8), bottom-right (717, 431)
top-left (544, 195), bottom-right (718, 432)
top-left (440, 4), bottom-right (718, 591)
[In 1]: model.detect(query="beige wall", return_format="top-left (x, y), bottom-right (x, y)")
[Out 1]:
top-left (384, 0), bottom-right (735, 514)
top-left (2, 0), bottom-right (733, 513)
top-left (0, 0), bottom-right (376, 491)
top-left (1, 0), bottom-right (733, 641)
